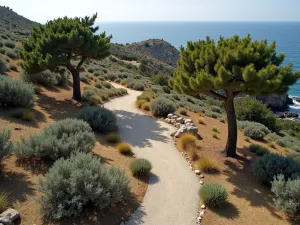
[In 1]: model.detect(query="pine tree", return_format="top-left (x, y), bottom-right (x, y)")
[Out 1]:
top-left (170, 35), bottom-right (300, 157)
top-left (20, 14), bottom-right (111, 101)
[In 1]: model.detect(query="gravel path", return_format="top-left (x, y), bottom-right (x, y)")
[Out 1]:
top-left (105, 84), bottom-right (199, 225)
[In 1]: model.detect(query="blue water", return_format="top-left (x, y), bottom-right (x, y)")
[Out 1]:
top-left (98, 22), bottom-right (300, 98)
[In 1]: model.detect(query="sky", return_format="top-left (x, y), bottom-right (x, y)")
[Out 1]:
top-left (1, 0), bottom-right (300, 23)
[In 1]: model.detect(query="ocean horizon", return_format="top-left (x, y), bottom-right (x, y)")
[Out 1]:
top-left (98, 21), bottom-right (300, 111)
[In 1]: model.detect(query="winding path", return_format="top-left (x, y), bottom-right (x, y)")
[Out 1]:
top-left (105, 84), bottom-right (199, 225)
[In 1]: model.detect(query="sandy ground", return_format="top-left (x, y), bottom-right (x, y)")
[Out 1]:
top-left (105, 83), bottom-right (199, 225)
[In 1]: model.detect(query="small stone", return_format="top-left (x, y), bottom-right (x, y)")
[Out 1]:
top-left (197, 216), bottom-right (202, 221)
top-left (199, 180), bottom-right (204, 185)
top-left (194, 170), bottom-right (201, 175)
top-left (189, 166), bottom-right (193, 170)
top-left (0, 209), bottom-right (20, 222)
top-left (200, 210), bottom-right (205, 217)
top-left (184, 118), bottom-right (192, 124)
top-left (200, 174), bottom-right (204, 178)
top-left (167, 113), bottom-right (173, 119)
top-left (187, 161), bottom-right (191, 164)
top-left (201, 204), bottom-right (206, 209)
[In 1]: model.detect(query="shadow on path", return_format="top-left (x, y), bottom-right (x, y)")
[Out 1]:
top-left (113, 110), bottom-right (170, 148)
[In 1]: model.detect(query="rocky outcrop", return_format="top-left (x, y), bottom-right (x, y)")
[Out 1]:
top-left (256, 94), bottom-right (291, 111)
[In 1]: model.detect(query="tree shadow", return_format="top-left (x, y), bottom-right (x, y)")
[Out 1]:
top-left (0, 107), bottom-right (47, 128)
top-left (210, 202), bottom-right (240, 219)
top-left (223, 147), bottom-right (286, 221)
top-left (37, 94), bottom-right (79, 121)
top-left (41, 82), bottom-right (72, 93)
top-left (0, 169), bottom-right (35, 204)
top-left (112, 110), bottom-right (170, 148)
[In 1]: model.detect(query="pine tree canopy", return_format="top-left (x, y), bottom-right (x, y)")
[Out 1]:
top-left (170, 35), bottom-right (300, 99)
top-left (20, 13), bottom-right (112, 74)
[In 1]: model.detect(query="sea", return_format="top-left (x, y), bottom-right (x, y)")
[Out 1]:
top-left (98, 22), bottom-right (300, 113)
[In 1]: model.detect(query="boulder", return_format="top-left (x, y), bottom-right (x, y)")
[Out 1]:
top-left (0, 209), bottom-right (20, 224)
top-left (176, 117), bottom-right (184, 124)
top-left (0, 217), bottom-right (12, 225)
top-left (184, 119), bottom-right (192, 124)
top-left (175, 123), bottom-right (181, 128)
top-left (186, 125), bottom-right (198, 135)
top-left (167, 113), bottom-right (173, 119)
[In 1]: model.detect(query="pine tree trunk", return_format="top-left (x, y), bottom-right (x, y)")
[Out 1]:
top-left (224, 91), bottom-right (237, 157)
top-left (71, 70), bottom-right (81, 101)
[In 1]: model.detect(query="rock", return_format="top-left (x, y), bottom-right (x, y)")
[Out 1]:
top-left (0, 209), bottom-right (20, 222)
top-left (186, 125), bottom-right (198, 135)
top-left (172, 115), bottom-right (178, 119)
top-left (201, 205), bottom-right (206, 209)
top-left (194, 170), bottom-right (201, 175)
top-left (175, 123), bottom-right (181, 128)
top-left (184, 119), bottom-right (192, 124)
top-left (277, 112), bottom-right (298, 118)
top-left (189, 166), bottom-right (193, 170)
top-left (196, 216), bottom-right (202, 222)
top-left (0, 217), bottom-right (12, 225)
top-left (200, 174), bottom-right (204, 178)
top-left (170, 131), bottom-right (176, 137)
top-left (200, 180), bottom-right (204, 185)
top-left (167, 113), bottom-right (173, 119)
top-left (256, 94), bottom-right (289, 111)
top-left (176, 117), bottom-right (184, 124)
top-left (200, 210), bottom-right (205, 217)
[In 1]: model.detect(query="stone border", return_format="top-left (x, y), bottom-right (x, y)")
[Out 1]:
top-left (163, 114), bottom-right (206, 225)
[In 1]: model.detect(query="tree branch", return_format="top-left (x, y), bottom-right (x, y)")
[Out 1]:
top-left (76, 56), bottom-right (87, 72)
top-left (206, 91), bottom-right (226, 100)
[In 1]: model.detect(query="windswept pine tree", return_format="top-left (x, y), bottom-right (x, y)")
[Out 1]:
top-left (170, 35), bottom-right (300, 157)
top-left (20, 14), bottom-right (111, 101)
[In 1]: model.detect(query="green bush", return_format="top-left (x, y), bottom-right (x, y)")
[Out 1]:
top-left (22, 70), bottom-right (67, 87)
top-left (80, 74), bottom-right (89, 83)
top-left (287, 152), bottom-right (300, 163)
top-left (77, 107), bottom-right (117, 133)
top-left (210, 105), bottom-right (223, 114)
top-left (150, 97), bottom-right (176, 117)
top-left (151, 73), bottom-right (169, 86)
top-left (102, 81), bottom-right (112, 89)
top-left (205, 110), bottom-right (219, 119)
top-left (179, 109), bottom-right (187, 116)
top-left (3, 41), bottom-right (15, 49)
top-left (38, 152), bottom-right (129, 219)
top-left (106, 132), bottom-right (120, 143)
top-left (133, 82), bottom-right (145, 91)
top-left (11, 108), bottom-right (36, 121)
top-left (0, 130), bottom-right (12, 163)
top-left (252, 153), bottom-right (300, 185)
top-left (162, 86), bottom-right (171, 93)
top-left (235, 97), bottom-right (278, 132)
top-left (15, 119), bottom-right (96, 160)
top-left (0, 41), bottom-right (3, 47)
top-left (107, 74), bottom-right (118, 81)
top-left (199, 183), bottom-right (228, 208)
top-left (0, 57), bottom-right (7, 74)
top-left (130, 158), bottom-right (152, 177)
top-left (0, 48), bottom-right (5, 54)
top-left (87, 67), bottom-right (95, 73)
top-left (0, 76), bottom-right (35, 108)
top-left (271, 174), bottom-right (300, 215)
top-left (238, 121), bottom-right (270, 140)
top-left (95, 81), bottom-right (102, 89)
top-left (5, 49), bottom-right (18, 59)
top-left (249, 144), bottom-right (269, 156)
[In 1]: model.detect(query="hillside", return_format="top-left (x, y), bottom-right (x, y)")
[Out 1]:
top-left (0, 6), bottom-right (38, 41)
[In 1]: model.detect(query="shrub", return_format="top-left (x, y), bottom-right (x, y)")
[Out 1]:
top-left (249, 144), bottom-right (269, 156)
top-left (107, 74), bottom-right (118, 81)
top-left (219, 118), bottom-right (225, 123)
top-left (197, 158), bottom-right (219, 173)
top-left (77, 107), bottom-right (116, 133)
top-left (38, 152), bottom-right (129, 219)
top-left (0, 192), bottom-right (9, 213)
top-left (116, 142), bottom-right (132, 155)
top-left (5, 49), bottom-right (18, 59)
top-left (106, 132), bottom-right (120, 143)
top-left (212, 133), bottom-right (219, 139)
top-left (150, 97), bottom-right (176, 117)
top-left (137, 91), bottom-right (156, 102)
top-left (0, 130), bottom-right (12, 163)
top-left (271, 175), bottom-right (300, 215)
top-left (235, 97), bottom-right (278, 132)
top-left (179, 109), bottom-right (187, 116)
top-left (136, 99), bottom-right (147, 109)
top-left (238, 121), bottom-right (270, 140)
top-left (15, 119), bottom-right (96, 160)
top-left (133, 82), bottom-right (145, 91)
top-left (0, 57), bottom-right (7, 74)
top-left (151, 73), bottom-right (169, 86)
top-left (130, 158), bottom-right (152, 177)
top-left (11, 108), bottom-right (35, 121)
top-left (212, 127), bottom-right (219, 133)
top-left (95, 81), bottom-right (102, 89)
top-left (87, 67), bottom-right (95, 73)
top-left (22, 70), bottom-right (67, 87)
top-left (80, 74), bottom-right (89, 83)
top-left (102, 81), bottom-right (112, 89)
top-left (205, 110), bottom-right (219, 119)
top-left (141, 102), bottom-right (150, 111)
top-left (287, 152), bottom-right (300, 163)
top-left (0, 76), bottom-right (35, 108)
top-left (199, 183), bottom-right (228, 208)
top-left (178, 133), bottom-right (196, 151)
top-left (252, 153), bottom-right (300, 185)
top-left (210, 105), bottom-right (223, 114)
top-left (0, 48), bottom-right (5, 54)
top-left (3, 41), bottom-right (15, 48)
top-left (198, 117), bottom-right (205, 125)
top-left (268, 142), bottom-right (276, 149)
top-left (162, 86), bottom-right (170, 93)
